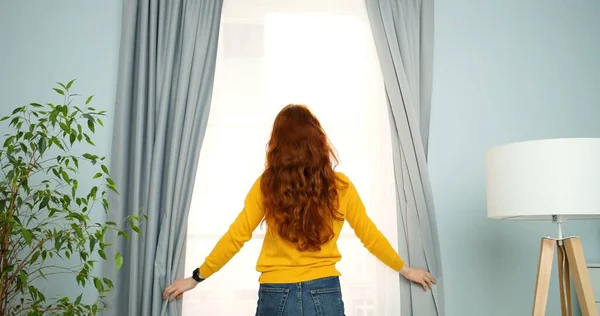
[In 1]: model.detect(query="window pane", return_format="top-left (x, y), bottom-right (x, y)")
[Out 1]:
top-left (185, 1), bottom-right (400, 315)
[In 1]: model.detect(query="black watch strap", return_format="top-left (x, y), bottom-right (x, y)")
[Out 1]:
top-left (192, 268), bottom-right (204, 283)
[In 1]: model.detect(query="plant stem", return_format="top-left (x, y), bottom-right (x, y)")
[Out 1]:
top-left (0, 148), bottom-right (39, 314)
top-left (0, 180), bottom-right (18, 314)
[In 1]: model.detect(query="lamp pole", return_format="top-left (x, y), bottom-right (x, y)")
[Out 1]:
top-left (552, 215), bottom-right (565, 241)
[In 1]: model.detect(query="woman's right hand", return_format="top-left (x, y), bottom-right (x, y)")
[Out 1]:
top-left (162, 277), bottom-right (199, 302)
top-left (399, 266), bottom-right (436, 291)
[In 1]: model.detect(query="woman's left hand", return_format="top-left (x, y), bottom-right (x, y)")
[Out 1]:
top-left (399, 266), bottom-right (436, 291)
top-left (162, 277), bottom-right (199, 301)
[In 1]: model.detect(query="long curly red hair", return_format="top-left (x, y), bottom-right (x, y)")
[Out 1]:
top-left (261, 104), bottom-right (346, 252)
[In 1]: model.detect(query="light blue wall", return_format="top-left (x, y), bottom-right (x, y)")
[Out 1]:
top-left (0, 0), bottom-right (122, 300)
top-left (3, 0), bottom-right (599, 314)
top-left (429, 1), bottom-right (600, 315)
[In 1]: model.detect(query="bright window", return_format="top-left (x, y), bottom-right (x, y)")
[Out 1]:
top-left (184, 0), bottom-right (400, 315)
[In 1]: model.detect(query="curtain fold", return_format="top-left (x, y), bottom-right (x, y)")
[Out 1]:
top-left (365, 0), bottom-right (444, 315)
top-left (103, 0), bottom-right (223, 315)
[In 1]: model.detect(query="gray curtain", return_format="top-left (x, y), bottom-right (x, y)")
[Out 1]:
top-left (103, 0), bottom-right (223, 315)
top-left (365, 0), bottom-right (443, 315)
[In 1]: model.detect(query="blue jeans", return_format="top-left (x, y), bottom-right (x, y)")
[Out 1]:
top-left (255, 276), bottom-right (345, 316)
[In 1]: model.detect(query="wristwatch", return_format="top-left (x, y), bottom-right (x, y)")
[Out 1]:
top-left (192, 268), bottom-right (205, 283)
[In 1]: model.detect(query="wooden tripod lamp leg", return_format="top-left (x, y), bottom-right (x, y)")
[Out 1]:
top-left (563, 237), bottom-right (598, 316)
top-left (533, 238), bottom-right (556, 316)
top-left (558, 243), bottom-right (573, 316)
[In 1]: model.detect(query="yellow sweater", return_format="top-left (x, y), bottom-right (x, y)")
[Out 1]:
top-left (199, 172), bottom-right (404, 284)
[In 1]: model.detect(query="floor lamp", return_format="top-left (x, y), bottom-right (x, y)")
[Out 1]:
top-left (485, 138), bottom-right (600, 316)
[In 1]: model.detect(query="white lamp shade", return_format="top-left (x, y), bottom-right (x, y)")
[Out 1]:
top-left (486, 138), bottom-right (600, 220)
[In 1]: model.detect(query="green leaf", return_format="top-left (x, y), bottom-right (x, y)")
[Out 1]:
top-left (21, 228), bottom-right (33, 244)
top-left (74, 293), bottom-right (82, 305)
top-left (132, 225), bottom-right (141, 234)
top-left (93, 173), bottom-right (102, 179)
top-left (90, 186), bottom-right (98, 198)
top-left (103, 278), bottom-right (114, 289)
top-left (39, 197), bottom-right (50, 210)
top-left (118, 230), bottom-right (130, 241)
top-left (3, 136), bottom-right (13, 147)
top-left (86, 95), bottom-right (94, 105)
top-left (61, 170), bottom-right (70, 182)
top-left (12, 106), bottom-right (24, 114)
top-left (98, 249), bottom-right (107, 260)
top-left (84, 134), bottom-right (95, 146)
top-left (31, 251), bottom-right (40, 262)
top-left (87, 119), bottom-right (95, 133)
top-left (9, 117), bottom-right (19, 127)
top-left (101, 164), bottom-right (109, 174)
top-left (94, 277), bottom-right (104, 292)
top-left (89, 237), bottom-right (96, 252)
top-left (38, 137), bottom-right (47, 154)
top-left (71, 223), bottom-right (83, 238)
top-left (53, 88), bottom-right (65, 95)
top-left (30, 103), bottom-right (43, 108)
top-left (59, 122), bottom-right (69, 132)
top-left (108, 184), bottom-right (119, 194)
top-left (19, 270), bottom-right (27, 284)
top-left (115, 252), bottom-right (123, 271)
top-left (6, 170), bottom-right (14, 181)
top-left (66, 79), bottom-right (75, 90)
top-left (38, 290), bottom-right (46, 301)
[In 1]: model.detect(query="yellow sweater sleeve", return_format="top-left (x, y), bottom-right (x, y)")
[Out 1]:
top-left (345, 179), bottom-right (405, 272)
top-left (199, 178), bottom-right (264, 278)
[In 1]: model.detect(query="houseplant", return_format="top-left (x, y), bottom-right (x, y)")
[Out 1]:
top-left (0, 80), bottom-right (142, 315)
